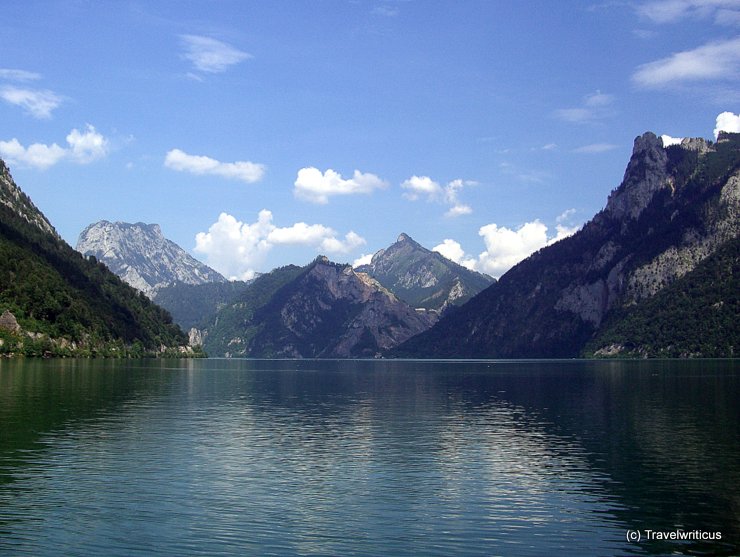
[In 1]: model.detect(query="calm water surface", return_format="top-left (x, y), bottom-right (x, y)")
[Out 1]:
top-left (0, 358), bottom-right (738, 556)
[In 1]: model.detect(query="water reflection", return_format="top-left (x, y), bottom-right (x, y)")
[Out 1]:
top-left (0, 358), bottom-right (737, 556)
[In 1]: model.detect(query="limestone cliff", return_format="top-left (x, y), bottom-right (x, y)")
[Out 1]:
top-left (395, 132), bottom-right (740, 358)
top-left (76, 220), bottom-right (225, 297)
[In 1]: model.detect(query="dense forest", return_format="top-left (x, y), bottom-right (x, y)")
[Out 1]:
top-left (0, 162), bottom-right (197, 358)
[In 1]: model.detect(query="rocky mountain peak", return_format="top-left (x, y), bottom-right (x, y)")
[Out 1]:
top-left (356, 233), bottom-right (494, 311)
top-left (0, 159), bottom-right (58, 239)
top-left (605, 132), bottom-right (669, 221)
top-left (76, 220), bottom-right (226, 297)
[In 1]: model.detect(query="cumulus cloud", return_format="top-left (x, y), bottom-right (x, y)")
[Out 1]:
top-left (294, 167), bottom-right (387, 204)
top-left (714, 111), bottom-right (740, 137)
top-left (0, 124), bottom-right (108, 169)
top-left (352, 253), bottom-right (374, 267)
top-left (632, 37), bottom-right (740, 88)
top-left (637, 0), bottom-right (740, 24)
top-left (66, 125), bottom-right (109, 163)
top-left (194, 210), bottom-right (366, 280)
top-left (180, 35), bottom-right (252, 74)
top-left (164, 149), bottom-right (265, 183)
top-left (434, 210), bottom-right (581, 280)
top-left (401, 175), bottom-right (474, 217)
top-left (432, 239), bottom-right (477, 270)
top-left (661, 134), bottom-right (684, 146)
top-left (0, 139), bottom-right (66, 170)
top-left (0, 86), bottom-right (63, 119)
top-left (554, 91), bottom-right (615, 123)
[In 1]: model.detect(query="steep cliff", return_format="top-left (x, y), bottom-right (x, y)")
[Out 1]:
top-left (0, 160), bottom-right (191, 356)
top-left (76, 220), bottom-right (225, 297)
top-left (395, 132), bottom-right (740, 358)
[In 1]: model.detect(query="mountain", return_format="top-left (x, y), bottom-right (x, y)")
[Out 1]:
top-left (355, 233), bottom-right (494, 311)
top-left (76, 220), bottom-right (226, 297)
top-left (202, 257), bottom-right (436, 358)
top-left (154, 279), bottom-right (251, 332)
top-left (394, 132), bottom-right (740, 359)
top-left (584, 235), bottom-right (739, 358)
top-left (0, 160), bottom-right (193, 357)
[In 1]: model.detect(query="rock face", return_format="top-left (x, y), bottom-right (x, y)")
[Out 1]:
top-left (0, 310), bottom-right (20, 333)
top-left (204, 257), bottom-right (436, 358)
top-left (0, 158), bottom-right (190, 356)
top-left (0, 161), bottom-right (57, 238)
top-left (395, 132), bottom-right (740, 358)
top-left (356, 233), bottom-right (494, 311)
top-left (76, 221), bottom-right (225, 297)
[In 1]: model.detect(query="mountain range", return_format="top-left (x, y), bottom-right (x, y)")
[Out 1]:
top-left (394, 132), bottom-right (739, 358)
top-left (10, 128), bottom-right (733, 360)
top-left (0, 160), bottom-right (193, 357)
top-left (79, 223), bottom-right (495, 357)
top-left (200, 257), bottom-right (435, 358)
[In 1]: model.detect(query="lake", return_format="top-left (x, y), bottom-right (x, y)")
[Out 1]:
top-left (0, 358), bottom-right (737, 556)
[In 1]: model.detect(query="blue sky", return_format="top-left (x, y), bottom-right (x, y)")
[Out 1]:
top-left (1, 0), bottom-right (738, 279)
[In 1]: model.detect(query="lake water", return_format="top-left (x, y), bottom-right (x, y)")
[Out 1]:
top-left (0, 358), bottom-right (737, 556)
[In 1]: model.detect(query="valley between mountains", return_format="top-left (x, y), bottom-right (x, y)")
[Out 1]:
top-left (2, 131), bottom-right (738, 358)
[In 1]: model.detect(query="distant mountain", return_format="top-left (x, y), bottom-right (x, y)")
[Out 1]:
top-left (202, 257), bottom-right (435, 358)
top-left (154, 279), bottom-right (251, 332)
top-left (76, 220), bottom-right (225, 297)
top-left (355, 233), bottom-right (494, 311)
top-left (395, 132), bottom-right (740, 359)
top-left (0, 160), bottom-right (192, 357)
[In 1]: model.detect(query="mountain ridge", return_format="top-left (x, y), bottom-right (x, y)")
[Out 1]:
top-left (356, 232), bottom-right (494, 312)
top-left (393, 131), bottom-right (740, 358)
top-left (0, 160), bottom-right (193, 357)
top-left (76, 220), bottom-right (226, 297)
top-left (202, 256), bottom-right (435, 358)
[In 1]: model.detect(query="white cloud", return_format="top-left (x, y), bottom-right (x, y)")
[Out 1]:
top-left (402, 176), bottom-right (474, 217)
top-left (353, 253), bottom-right (374, 267)
top-left (476, 221), bottom-right (552, 278)
top-left (0, 68), bottom-right (41, 82)
top-left (632, 37), bottom-right (740, 88)
top-left (194, 210), bottom-right (366, 280)
top-left (436, 211), bottom-right (581, 280)
top-left (164, 149), bottom-right (265, 183)
top-left (66, 125), bottom-right (109, 163)
top-left (637, 0), bottom-right (740, 24)
top-left (401, 175), bottom-right (441, 200)
top-left (661, 134), bottom-right (684, 146)
top-left (0, 124), bottom-right (108, 170)
top-left (445, 204), bottom-right (473, 218)
top-left (0, 138), bottom-right (66, 170)
top-left (554, 90), bottom-right (615, 123)
top-left (0, 86), bottom-right (62, 119)
top-left (432, 239), bottom-right (477, 270)
top-left (714, 111), bottom-right (740, 137)
top-left (180, 35), bottom-right (252, 74)
top-left (573, 143), bottom-right (618, 153)
top-left (294, 167), bottom-right (387, 204)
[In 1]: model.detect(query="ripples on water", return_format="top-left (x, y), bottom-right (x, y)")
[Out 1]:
top-left (0, 358), bottom-right (738, 556)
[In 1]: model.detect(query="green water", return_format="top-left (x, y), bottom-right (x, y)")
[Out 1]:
top-left (0, 358), bottom-right (738, 556)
